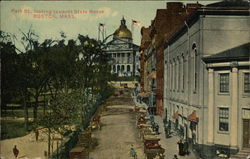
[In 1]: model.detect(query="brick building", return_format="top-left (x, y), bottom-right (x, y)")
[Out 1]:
top-left (140, 2), bottom-right (202, 117)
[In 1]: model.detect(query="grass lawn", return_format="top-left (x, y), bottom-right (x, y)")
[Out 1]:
top-left (1, 120), bottom-right (34, 140)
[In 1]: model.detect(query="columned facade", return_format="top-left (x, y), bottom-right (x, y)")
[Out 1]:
top-left (105, 17), bottom-right (140, 77)
top-left (163, 4), bottom-right (249, 158)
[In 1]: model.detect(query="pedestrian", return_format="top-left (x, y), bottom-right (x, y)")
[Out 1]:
top-left (183, 139), bottom-right (189, 155)
top-left (173, 154), bottom-right (178, 159)
top-left (13, 145), bottom-right (19, 159)
top-left (155, 124), bottom-right (159, 135)
top-left (130, 144), bottom-right (137, 159)
top-left (177, 139), bottom-right (184, 156)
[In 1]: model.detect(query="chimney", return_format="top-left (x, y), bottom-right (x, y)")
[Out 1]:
top-left (166, 2), bottom-right (184, 11)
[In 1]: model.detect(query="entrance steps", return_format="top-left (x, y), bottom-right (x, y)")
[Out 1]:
top-left (230, 148), bottom-right (250, 159)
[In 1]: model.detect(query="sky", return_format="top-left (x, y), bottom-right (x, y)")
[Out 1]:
top-left (0, 1), bottom-right (218, 49)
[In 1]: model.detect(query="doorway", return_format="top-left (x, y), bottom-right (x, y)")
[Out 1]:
top-left (243, 119), bottom-right (250, 148)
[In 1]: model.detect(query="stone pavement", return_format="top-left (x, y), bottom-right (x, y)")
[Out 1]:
top-left (154, 115), bottom-right (197, 159)
top-left (89, 91), bottom-right (145, 159)
top-left (132, 94), bottom-right (197, 159)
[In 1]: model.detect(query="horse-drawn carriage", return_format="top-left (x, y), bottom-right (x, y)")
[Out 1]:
top-left (137, 115), bottom-right (149, 126)
top-left (139, 127), bottom-right (156, 140)
top-left (143, 135), bottom-right (165, 159)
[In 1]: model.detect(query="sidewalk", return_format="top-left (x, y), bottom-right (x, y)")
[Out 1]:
top-left (154, 115), bottom-right (197, 159)
top-left (132, 93), bottom-right (197, 159)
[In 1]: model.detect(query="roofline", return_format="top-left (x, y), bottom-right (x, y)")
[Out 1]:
top-left (202, 56), bottom-right (249, 63)
top-left (164, 7), bottom-right (249, 48)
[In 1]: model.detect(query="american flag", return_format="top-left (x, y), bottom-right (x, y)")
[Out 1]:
top-left (132, 20), bottom-right (140, 26)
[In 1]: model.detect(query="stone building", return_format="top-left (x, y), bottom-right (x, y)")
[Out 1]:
top-left (105, 17), bottom-right (140, 77)
top-left (164, 1), bottom-right (249, 158)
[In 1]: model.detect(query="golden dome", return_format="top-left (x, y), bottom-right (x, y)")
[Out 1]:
top-left (114, 27), bottom-right (132, 39)
top-left (113, 17), bottom-right (132, 39)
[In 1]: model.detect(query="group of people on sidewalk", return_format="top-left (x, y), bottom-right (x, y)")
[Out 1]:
top-left (171, 139), bottom-right (190, 159)
top-left (177, 139), bottom-right (189, 156)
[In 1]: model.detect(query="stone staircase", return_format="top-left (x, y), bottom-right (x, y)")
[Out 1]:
top-left (230, 148), bottom-right (250, 159)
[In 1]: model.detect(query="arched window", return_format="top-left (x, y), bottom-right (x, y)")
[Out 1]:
top-left (173, 59), bottom-right (176, 91)
top-left (121, 65), bottom-right (125, 72)
top-left (192, 43), bottom-right (198, 92)
top-left (117, 65), bottom-right (120, 72)
top-left (182, 54), bottom-right (185, 91)
top-left (127, 65), bottom-right (131, 72)
top-left (113, 65), bottom-right (116, 72)
top-left (169, 61), bottom-right (172, 91)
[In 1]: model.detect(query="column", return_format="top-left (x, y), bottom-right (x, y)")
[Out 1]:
top-left (207, 68), bottom-right (214, 144)
top-left (231, 67), bottom-right (238, 147)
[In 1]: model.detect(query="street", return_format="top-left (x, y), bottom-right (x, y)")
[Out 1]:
top-left (89, 88), bottom-right (197, 159)
top-left (89, 89), bottom-right (144, 159)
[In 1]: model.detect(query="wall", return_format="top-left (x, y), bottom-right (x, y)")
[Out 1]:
top-left (202, 16), bottom-right (250, 56)
top-left (164, 13), bottom-right (250, 151)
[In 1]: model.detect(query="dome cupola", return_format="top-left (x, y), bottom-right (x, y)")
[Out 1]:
top-left (114, 17), bottom-right (132, 39)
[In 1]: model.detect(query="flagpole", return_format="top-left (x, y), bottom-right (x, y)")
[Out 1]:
top-left (105, 26), bottom-right (106, 40)
top-left (98, 24), bottom-right (100, 41)
top-left (131, 20), bottom-right (134, 39)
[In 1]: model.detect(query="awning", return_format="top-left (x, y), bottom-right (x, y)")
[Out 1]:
top-left (138, 92), bottom-right (150, 98)
top-left (187, 111), bottom-right (198, 123)
top-left (172, 111), bottom-right (179, 120)
top-left (148, 72), bottom-right (156, 79)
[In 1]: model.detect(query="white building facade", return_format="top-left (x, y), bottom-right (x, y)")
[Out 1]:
top-left (164, 4), bottom-right (249, 158)
top-left (105, 17), bottom-right (140, 77)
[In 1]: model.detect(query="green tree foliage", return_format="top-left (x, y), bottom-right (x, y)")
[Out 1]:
top-left (1, 30), bottom-right (112, 142)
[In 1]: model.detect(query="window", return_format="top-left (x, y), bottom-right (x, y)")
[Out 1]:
top-left (178, 58), bottom-right (181, 91)
top-left (194, 52), bottom-right (198, 92)
top-left (218, 108), bottom-right (229, 132)
top-left (192, 43), bottom-right (197, 92)
top-left (182, 55), bottom-right (185, 91)
top-left (174, 61), bottom-right (177, 90)
top-left (219, 73), bottom-right (229, 93)
top-left (127, 65), bottom-right (130, 72)
top-left (244, 73), bottom-right (250, 93)
top-left (169, 63), bottom-right (173, 91)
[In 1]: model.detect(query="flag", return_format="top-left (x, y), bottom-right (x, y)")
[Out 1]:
top-left (132, 20), bottom-right (140, 26)
top-left (99, 23), bottom-right (105, 27)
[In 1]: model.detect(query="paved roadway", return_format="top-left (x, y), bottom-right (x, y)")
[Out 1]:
top-left (89, 89), bottom-right (198, 159)
top-left (89, 89), bottom-right (144, 159)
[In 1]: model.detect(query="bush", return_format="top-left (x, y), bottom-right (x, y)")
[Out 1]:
top-left (1, 120), bottom-right (33, 140)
